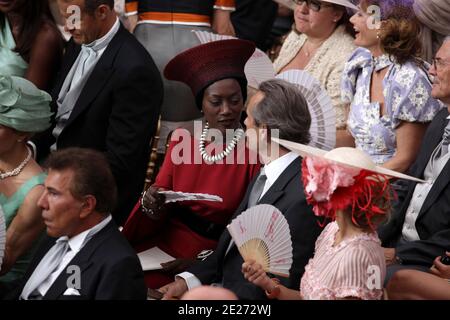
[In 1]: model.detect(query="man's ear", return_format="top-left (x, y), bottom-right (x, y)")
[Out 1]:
top-left (95, 4), bottom-right (110, 20)
top-left (259, 125), bottom-right (269, 141)
top-left (79, 195), bottom-right (97, 218)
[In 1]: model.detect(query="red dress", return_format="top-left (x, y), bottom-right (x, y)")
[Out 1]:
top-left (122, 130), bottom-right (261, 288)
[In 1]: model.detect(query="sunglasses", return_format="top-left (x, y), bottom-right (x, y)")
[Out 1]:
top-left (293, 0), bottom-right (334, 12)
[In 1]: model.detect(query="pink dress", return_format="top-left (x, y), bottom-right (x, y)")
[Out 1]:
top-left (300, 222), bottom-right (385, 300)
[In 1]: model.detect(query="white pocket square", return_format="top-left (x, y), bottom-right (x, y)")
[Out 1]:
top-left (63, 288), bottom-right (81, 296)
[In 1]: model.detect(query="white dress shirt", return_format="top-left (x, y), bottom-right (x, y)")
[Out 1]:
top-left (31, 215), bottom-right (112, 298)
top-left (259, 152), bottom-right (299, 200)
top-left (70, 17), bottom-right (120, 89)
top-left (402, 116), bottom-right (450, 241)
top-left (51, 18), bottom-right (120, 150)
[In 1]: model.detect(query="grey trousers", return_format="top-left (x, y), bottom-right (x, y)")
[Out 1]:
top-left (384, 237), bottom-right (431, 286)
top-left (134, 23), bottom-right (209, 122)
top-left (385, 263), bottom-right (430, 287)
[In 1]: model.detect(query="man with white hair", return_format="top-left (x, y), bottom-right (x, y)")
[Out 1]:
top-left (379, 37), bottom-right (450, 283)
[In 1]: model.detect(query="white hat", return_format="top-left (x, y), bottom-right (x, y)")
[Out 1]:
top-left (322, 0), bottom-right (358, 11)
top-left (273, 0), bottom-right (358, 11)
top-left (272, 137), bottom-right (426, 183)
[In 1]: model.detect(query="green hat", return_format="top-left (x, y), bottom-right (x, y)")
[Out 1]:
top-left (0, 75), bottom-right (52, 133)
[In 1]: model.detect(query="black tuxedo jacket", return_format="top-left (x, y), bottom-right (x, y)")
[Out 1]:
top-left (188, 157), bottom-right (323, 299)
top-left (12, 220), bottom-right (146, 300)
top-left (379, 108), bottom-right (450, 266)
top-left (36, 24), bottom-right (163, 225)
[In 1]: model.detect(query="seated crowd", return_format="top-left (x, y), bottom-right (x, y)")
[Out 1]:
top-left (0, 0), bottom-right (449, 300)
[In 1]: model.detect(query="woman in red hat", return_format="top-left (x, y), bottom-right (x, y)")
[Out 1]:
top-left (122, 39), bottom-right (262, 289)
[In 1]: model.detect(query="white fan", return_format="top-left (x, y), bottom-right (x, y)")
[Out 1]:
top-left (193, 30), bottom-right (276, 89)
top-left (227, 204), bottom-right (293, 277)
top-left (276, 70), bottom-right (336, 151)
top-left (0, 205), bottom-right (6, 271)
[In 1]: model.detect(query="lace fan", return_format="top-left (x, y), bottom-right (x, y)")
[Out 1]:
top-left (193, 30), bottom-right (276, 89)
top-left (227, 204), bottom-right (293, 277)
top-left (276, 70), bottom-right (336, 151)
top-left (0, 205), bottom-right (6, 270)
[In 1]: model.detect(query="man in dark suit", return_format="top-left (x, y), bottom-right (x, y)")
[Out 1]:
top-left (379, 38), bottom-right (450, 282)
top-left (13, 148), bottom-right (146, 300)
top-left (158, 79), bottom-right (323, 300)
top-left (37, 0), bottom-right (163, 225)
top-left (231, 0), bottom-right (278, 51)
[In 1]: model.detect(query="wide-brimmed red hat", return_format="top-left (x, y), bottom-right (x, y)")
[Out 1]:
top-left (164, 39), bottom-right (256, 107)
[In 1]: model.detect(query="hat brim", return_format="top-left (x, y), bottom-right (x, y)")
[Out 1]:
top-left (323, 0), bottom-right (359, 11)
top-left (272, 137), bottom-right (426, 183)
top-left (275, 0), bottom-right (358, 11)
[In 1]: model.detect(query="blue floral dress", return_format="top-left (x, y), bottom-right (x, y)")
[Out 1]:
top-left (341, 48), bottom-right (444, 164)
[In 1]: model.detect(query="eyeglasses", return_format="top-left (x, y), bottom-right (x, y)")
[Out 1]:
top-left (433, 57), bottom-right (450, 70)
top-left (293, 0), bottom-right (334, 12)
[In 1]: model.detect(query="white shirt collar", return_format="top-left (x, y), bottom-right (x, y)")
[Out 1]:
top-left (63, 215), bottom-right (112, 253)
top-left (263, 152), bottom-right (299, 187)
top-left (83, 17), bottom-right (119, 50)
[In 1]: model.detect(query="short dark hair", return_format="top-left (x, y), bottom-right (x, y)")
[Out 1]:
top-left (44, 148), bottom-right (117, 214)
top-left (252, 79), bottom-right (311, 145)
top-left (84, 0), bottom-right (114, 14)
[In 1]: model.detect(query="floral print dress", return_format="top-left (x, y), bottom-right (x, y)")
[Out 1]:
top-left (341, 48), bottom-right (444, 165)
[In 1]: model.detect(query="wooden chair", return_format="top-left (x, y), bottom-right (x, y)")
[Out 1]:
top-left (143, 119), bottom-right (173, 191)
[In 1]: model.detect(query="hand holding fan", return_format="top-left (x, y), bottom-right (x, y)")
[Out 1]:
top-left (227, 204), bottom-right (293, 277)
top-left (0, 205), bottom-right (6, 270)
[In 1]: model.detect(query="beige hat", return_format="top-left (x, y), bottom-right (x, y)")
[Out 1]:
top-left (273, 0), bottom-right (358, 11)
top-left (272, 137), bottom-right (426, 183)
top-left (322, 0), bottom-right (358, 10)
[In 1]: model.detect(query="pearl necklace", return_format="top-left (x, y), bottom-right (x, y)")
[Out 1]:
top-left (0, 147), bottom-right (32, 180)
top-left (199, 122), bottom-right (244, 162)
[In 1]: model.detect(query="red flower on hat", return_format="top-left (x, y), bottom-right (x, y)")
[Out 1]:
top-left (301, 156), bottom-right (395, 230)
